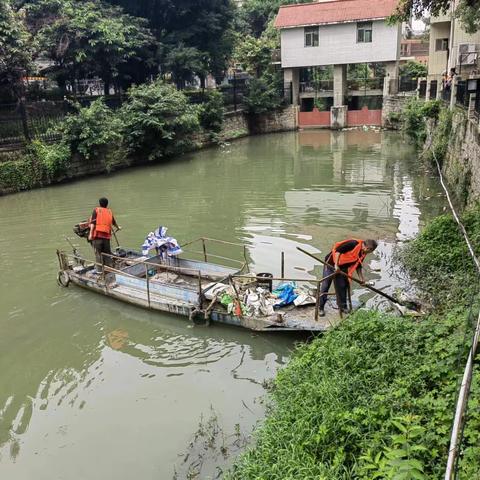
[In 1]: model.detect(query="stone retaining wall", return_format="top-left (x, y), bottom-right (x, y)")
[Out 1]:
top-left (382, 94), bottom-right (412, 129)
top-left (436, 109), bottom-right (480, 206)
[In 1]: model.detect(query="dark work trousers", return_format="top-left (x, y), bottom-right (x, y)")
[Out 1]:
top-left (92, 238), bottom-right (112, 271)
top-left (318, 256), bottom-right (349, 311)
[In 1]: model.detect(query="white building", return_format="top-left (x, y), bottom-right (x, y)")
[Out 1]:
top-left (274, 0), bottom-right (401, 128)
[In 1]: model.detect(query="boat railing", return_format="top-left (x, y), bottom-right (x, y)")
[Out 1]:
top-left (57, 249), bottom-right (349, 322)
top-left (180, 237), bottom-right (248, 271)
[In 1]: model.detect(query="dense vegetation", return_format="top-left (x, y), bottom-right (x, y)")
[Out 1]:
top-left (227, 204), bottom-right (480, 479)
top-left (0, 80), bottom-right (224, 190)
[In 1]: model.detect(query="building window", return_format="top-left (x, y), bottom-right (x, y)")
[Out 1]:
top-left (304, 27), bottom-right (319, 47)
top-left (357, 22), bottom-right (373, 43)
top-left (435, 38), bottom-right (449, 51)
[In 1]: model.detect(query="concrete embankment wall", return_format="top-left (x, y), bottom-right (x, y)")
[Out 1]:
top-left (432, 109), bottom-right (480, 206)
top-left (382, 95), bottom-right (412, 129)
top-left (0, 106), bottom-right (297, 196)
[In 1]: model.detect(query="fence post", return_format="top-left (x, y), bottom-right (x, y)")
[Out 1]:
top-left (233, 71), bottom-right (237, 112)
top-left (19, 97), bottom-right (31, 142)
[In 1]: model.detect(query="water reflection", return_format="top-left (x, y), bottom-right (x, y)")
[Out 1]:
top-left (0, 130), bottom-right (445, 479)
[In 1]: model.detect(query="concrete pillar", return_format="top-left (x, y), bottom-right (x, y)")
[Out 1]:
top-left (426, 80), bottom-right (432, 100)
top-left (284, 68), bottom-right (300, 106)
top-left (383, 61), bottom-right (399, 97)
top-left (450, 75), bottom-right (457, 110)
top-left (333, 64), bottom-right (347, 107)
top-left (330, 106), bottom-right (347, 129)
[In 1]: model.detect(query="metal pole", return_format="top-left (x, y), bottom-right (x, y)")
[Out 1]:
top-left (315, 280), bottom-right (320, 321)
top-left (334, 275), bottom-right (343, 319)
top-left (202, 238), bottom-right (208, 262)
top-left (197, 270), bottom-right (203, 310)
top-left (145, 264), bottom-right (151, 308)
top-left (281, 251), bottom-right (285, 279)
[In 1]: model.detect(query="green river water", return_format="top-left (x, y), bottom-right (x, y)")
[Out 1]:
top-left (0, 130), bottom-right (445, 480)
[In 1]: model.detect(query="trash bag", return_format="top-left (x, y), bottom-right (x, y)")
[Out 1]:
top-left (272, 283), bottom-right (298, 308)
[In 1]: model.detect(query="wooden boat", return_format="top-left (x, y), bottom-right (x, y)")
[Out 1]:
top-left (56, 238), bottom-right (350, 332)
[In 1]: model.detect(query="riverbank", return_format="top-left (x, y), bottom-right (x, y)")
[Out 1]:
top-left (0, 81), bottom-right (296, 196)
top-left (226, 204), bottom-right (480, 479)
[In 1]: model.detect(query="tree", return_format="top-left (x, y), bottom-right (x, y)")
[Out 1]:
top-left (393, 0), bottom-right (480, 34)
top-left (120, 80), bottom-right (201, 160)
top-left (105, 0), bottom-right (236, 83)
top-left (165, 45), bottom-right (206, 89)
top-left (399, 60), bottom-right (428, 79)
top-left (239, 0), bottom-right (309, 38)
top-left (0, 0), bottom-right (32, 99)
top-left (30, 0), bottom-right (156, 94)
top-left (233, 19), bottom-right (279, 77)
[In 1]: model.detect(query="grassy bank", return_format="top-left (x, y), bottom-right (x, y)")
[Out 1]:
top-left (226, 205), bottom-right (480, 479)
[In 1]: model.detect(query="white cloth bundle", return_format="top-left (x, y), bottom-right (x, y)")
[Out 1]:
top-left (141, 226), bottom-right (183, 257)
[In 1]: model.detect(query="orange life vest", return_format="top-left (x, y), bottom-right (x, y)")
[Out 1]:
top-left (331, 239), bottom-right (365, 280)
top-left (93, 207), bottom-right (113, 239)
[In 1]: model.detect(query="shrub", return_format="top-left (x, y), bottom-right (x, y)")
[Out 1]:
top-left (199, 89), bottom-right (224, 132)
top-left (26, 140), bottom-right (70, 178)
top-left (402, 99), bottom-right (443, 144)
top-left (402, 204), bottom-right (480, 306)
top-left (120, 80), bottom-right (201, 160)
top-left (244, 77), bottom-right (283, 114)
top-left (56, 99), bottom-right (124, 159)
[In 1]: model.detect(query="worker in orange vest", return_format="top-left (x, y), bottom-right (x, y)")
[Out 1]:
top-left (318, 238), bottom-right (378, 317)
top-left (88, 197), bottom-right (120, 273)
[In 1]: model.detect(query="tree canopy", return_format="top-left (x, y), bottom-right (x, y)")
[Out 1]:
top-left (393, 0), bottom-right (480, 33)
top-left (0, 0), bottom-right (32, 97)
top-left (104, 0), bottom-right (235, 80)
top-left (26, 0), bottom-right (155, 94)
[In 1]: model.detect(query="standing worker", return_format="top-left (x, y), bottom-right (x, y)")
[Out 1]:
top-left (318, 238), bottom-right (377, 317)
top-left (88, 197), bottom-right (120, 273)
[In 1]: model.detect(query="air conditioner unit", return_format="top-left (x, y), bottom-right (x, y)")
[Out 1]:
top-left (458, 43), bottom-right (478, 65)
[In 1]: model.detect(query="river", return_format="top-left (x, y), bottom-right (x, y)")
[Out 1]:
top-left (0, 129), bottom-right (445, 480)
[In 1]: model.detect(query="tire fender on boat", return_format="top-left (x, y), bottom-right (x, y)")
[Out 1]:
top-left (57, 270), bottom-right (70, 288)
top-left (189, 307), bottom-right (210, 326)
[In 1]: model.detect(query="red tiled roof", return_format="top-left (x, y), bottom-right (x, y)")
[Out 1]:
top-left (274, 0), bottom-right (399, 28)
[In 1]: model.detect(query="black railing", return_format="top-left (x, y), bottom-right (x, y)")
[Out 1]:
top-left (347, 77), bottom-right (384, 91)
top-left (419, 80), bottom-right (427, 99)
top-left (300, 80), bottom-right (334, 93)
top-left (456, 80), bottom-right (468, 108)
top-left (399, 76), bottom-right (418, 92)
top-left (475, 82), bottom-right (480, 117)
top-left (0, 101), bottom-right (67, 148)
top-left (430, 80), bottom-right (438, 100)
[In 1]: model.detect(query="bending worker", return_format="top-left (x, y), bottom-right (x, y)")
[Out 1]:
top-left (88, 197), bottom-right (120, 273)
top-left (318, 238), bottom-right (378, 317)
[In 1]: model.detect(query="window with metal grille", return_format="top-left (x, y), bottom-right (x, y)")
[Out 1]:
top-left (304, 27), bottom-right (319, 47)
top-left (435, 38), bottom-right (449, 51)
top-left (357, 22), bottom-right (372, 43)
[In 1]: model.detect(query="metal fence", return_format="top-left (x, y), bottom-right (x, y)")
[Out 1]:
top-left (398, 76), bottom-right (418, 93)
top-left (347, 77), bottom-right (384, 91)
top-left (475, 83), bottom-right (480, 117)
top-left (0, 101), bottom-right (67, 148)
top-left (300, 80), bottom-right (334, 93)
